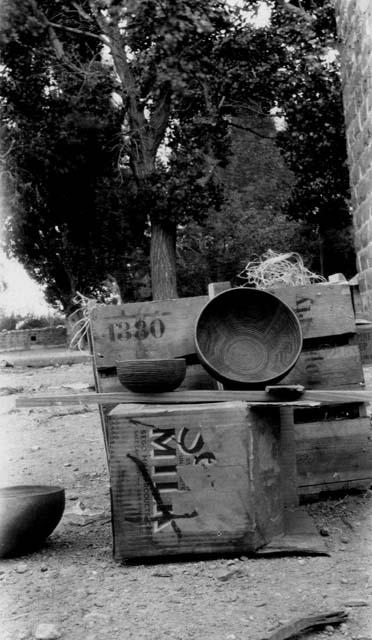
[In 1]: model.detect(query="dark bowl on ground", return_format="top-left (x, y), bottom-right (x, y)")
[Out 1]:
top-left (116, 358), bottom-right (187, 393)
top-left (0, 485), bottom-right (65, 558)
top-left (195, 287), bottom-right (303, 389)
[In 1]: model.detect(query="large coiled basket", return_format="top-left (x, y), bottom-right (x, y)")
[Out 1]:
top-left (195, 287), bottom-right (303, 389)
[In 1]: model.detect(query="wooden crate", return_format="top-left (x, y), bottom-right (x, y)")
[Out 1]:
top-left (350, 322), bottom-right (372, 365)
top-left (281, 345), bottom-right (364, 389)
top-left (89, 281), bottom-right (372, 502)
top-left (295, 413), bottom-right (372, 497)
top-left (106, 401), bottom-right (283, 560)
top-left (90, 283), bottom-right (356, 370)
top-left (89, 296), bottom-right (208, 369)
top-left (269, 282), bottom-right (356, 340)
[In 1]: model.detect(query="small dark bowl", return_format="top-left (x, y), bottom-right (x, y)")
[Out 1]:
top-left (116, 358), bottom-right (187, 393)
top-left (0, 485), bottom-right (65, 558)
top-left (195, 287), bottom-right (303, 389)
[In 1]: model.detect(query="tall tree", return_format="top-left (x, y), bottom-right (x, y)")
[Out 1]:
top-left (1, 0), bottom-right (236, 300)
top-left (0, 1), bottom-right (150, 312)
top-left (1, 0), bottom-right (353, 310)
top-left (1, 0), bottom-right (293, 302)
top-left (265, 0), bottom-right (354, 275)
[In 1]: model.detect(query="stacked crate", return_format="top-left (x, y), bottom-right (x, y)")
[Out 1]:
top-left (89, 295), bottom-right (284, 559)
top-left (271, 282), bottom-right (372, 498)
top-left (89, 281), bottom-right (372, 502)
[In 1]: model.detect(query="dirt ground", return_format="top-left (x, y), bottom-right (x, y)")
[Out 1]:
top-left (1, 360), bottom-right (372, 640)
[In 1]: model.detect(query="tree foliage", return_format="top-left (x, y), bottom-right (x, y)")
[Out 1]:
top-left (264, 0), bottom-right (354, 275)
top-left (0, 0), bottom-right (149, 312)
top-left (179, 0), bottom-right (355, 285)
top-left (1, 0), bottom-right (249, 304)
top-left (0, 0), bottom-right (355, 312)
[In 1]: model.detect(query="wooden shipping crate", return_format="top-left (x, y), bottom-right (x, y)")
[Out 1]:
top-left (281, 345), bottom-right (364, 389)
top-left (295, 413), bottom-right (372, 497)
top-left (89, 281), bottom-right (372, 502)
top-left (89, 296), bottom-right (208, 369)
top-left (269, 283), bottom-right (356, 341)
top-left (89, 283), bottom-right (357, 371)
top-left (350, 322), bottom-right (372, 365)
top-left (106, 401), bottom-right (283, 560)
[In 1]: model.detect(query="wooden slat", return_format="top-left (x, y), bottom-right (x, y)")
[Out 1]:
top-left (15, 390), bottom-right (317, 407)
top-left (281, 345), bottom-right (364, 389)
top-left (261, 610), bottom-right (348, 640)
top-left (296, 417), bottom-right (372, 491)
top-left (294, 402), bottom-right (366, 425)
top-left (350, 322), bottom-right (372, 364)
top-left (15, 388), bottom-right (372, 408)
top-left (89, 295), bottom-right (208, 368)
top-left (269, 283), bottom-right (356, 340)
top-left (89, 283), bottom-right (357, 370)
top-left (207, 281), bottom-right (231, 297)
top-left (299, 478), bottom-right (372, 497)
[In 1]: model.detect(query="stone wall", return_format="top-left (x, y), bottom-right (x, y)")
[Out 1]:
top-left (336, 0), bottom-right (372, 316)
top-left (0, 326), bottom-right (67, 352)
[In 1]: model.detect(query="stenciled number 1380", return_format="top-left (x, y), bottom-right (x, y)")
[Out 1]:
top-left (110, 318), bottom-right (165, 341)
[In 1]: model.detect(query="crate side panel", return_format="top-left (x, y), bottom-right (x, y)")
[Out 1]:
top-left (89, 296), bottom-right (208, 368)
top-left (281, 345), bottom-right (364, 389)
top-left (106, 402), bottom-right (282, 559)
top-left (350, 323), bottom-right (372, 364)
top-left (270, 283), bottom-right (356, 340)
top-left (296, 417), bottom-right (372, 492)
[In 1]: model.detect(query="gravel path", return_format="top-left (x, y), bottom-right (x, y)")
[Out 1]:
top-left (1, 361), bottom-right (372, 640)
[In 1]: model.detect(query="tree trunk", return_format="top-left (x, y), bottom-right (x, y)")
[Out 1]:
top-left (150, 219), bottom-right (178, 300)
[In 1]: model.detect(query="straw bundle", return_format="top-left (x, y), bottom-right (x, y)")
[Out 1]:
top-left (68, 292), bottom-right (96, 352)
top-left (239, 250), bottom-right (326, 289)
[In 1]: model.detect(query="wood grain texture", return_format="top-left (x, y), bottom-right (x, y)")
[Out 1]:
top-left (106, 402), bottom-right (283, 559)
top-left (89, 295), bottom-right (208, 368)
top-left (269, 283), bottom-right (356, 340)
top-left (257, 506), bottom-right (328, 556)
top-left (296, 417), bottom-right (372, 490)
top-left (281, 345), bottom-right (364, 389)
top-left (350, 323), bottom-right (372, 364)
top-left (279, 406), bottom-right (298, 508)
top-left (261, 610), bottom-right (347, 640)
top-left (15, 388), bottom-right (372, 408)
top-left (89, 284), bottom-right (357, 371)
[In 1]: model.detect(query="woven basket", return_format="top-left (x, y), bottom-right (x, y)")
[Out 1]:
top-left (195, 288), bottom-right (302, 389)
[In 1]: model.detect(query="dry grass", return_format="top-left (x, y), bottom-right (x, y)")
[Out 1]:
top-left (239, 250), bottom-right (326, 289)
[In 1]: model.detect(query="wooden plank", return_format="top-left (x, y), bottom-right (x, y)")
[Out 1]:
top-left (350, 282), bottom-right (365, 319)
top-left (257, 507), bottom-right (328, 556)
top-left (295, 417), bottom-right (372, 490)
top-left (15, 388), bottom-right (372, 408)
top-left (299, 478), bottom-right (372, 497)
top-left (89, 283), bottom-right (357, 370)
top-left (261, 610), bottom-right (348, 640)
top-left (15, 391), bottom-right (319, 408)
top-left (350, 322), bottom-right (372, 364)
top-left (106, 402), bottom-right (283, 559)
top-left (89, 295), bottom-right (208, 368)
top-left (281, 345), bottom-right (364, 389)
top-left (269, 283), bottom-right (356, 340)
top-left (294, 402), bottom-right (366, 425)
top-left (279, 406), bottom-right (298, 508)
top-left (207, 281), bottom-right (231, 297)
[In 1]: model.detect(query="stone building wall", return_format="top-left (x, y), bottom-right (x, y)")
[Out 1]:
top-left (335, 0), bottom-right (372, 316)
top-left (0, 326), bottom-right (67, 352)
